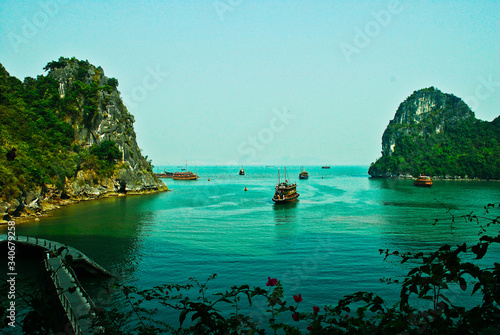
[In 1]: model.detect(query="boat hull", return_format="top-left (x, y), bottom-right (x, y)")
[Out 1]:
top-left (414, 176), bottom-right (433, 187)
top-left (155, 171), bottom-right (174, 178)
top-left (272, 193), bottom-right (300, 203)
top-left (414, 181), bottom-right (433, 187)
top-left (173, 172), bottom-right (198, 180)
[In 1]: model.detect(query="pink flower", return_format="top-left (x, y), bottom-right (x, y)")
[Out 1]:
top-left (292, 313), bottom-right (299, 321)
top-left (266, 277), bottom-right (277, 287)
top-left (293, 294), bottom-right (303, 303)
top-left (313, 306), bottom-right (320, 315)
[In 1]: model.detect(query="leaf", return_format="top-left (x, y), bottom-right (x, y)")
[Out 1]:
top-left (458, 277), bottom-right (467, 291)
top-left (179, 309), bottom-right (188, 327)
top-left (471, 282), bottom-right (482, 295)
top-left (439, 244), bottom-right (451, 251)
top-left (246, 292), bottom-right (252, 306)
top-left (471, 243), bottom-right (488, 259)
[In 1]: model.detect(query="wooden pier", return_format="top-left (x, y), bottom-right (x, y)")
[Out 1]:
top-left (9, 235), bottom-right (112, 335)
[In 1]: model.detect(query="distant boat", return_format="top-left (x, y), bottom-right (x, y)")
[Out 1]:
top-left (155, 170), bottom-right (174, 178)
top-left (173, 163), bottom-right (198, 180)
top-left (299, 166), bottom-right (309, 179)
top-left (239, 166), bottom-right (245, 175)
top-left (414, 175), bottom-right (433, 187)
top-left (272, 168), bottom-right (299, 204)
top-left (322, 165), bottom-right (330, 169)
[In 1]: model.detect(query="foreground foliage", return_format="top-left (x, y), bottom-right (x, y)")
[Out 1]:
top-left (91, 204), bottom-right (500, 334)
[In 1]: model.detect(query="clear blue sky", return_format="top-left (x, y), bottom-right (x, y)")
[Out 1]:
top-left (1, 0), bottom-right (498, 166)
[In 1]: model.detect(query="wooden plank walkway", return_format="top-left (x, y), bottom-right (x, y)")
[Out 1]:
top-left (10, 235), bottom-right (110, 335)
top-left (45, 256), bottom-right (95, 335)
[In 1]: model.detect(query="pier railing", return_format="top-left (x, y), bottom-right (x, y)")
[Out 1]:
top-left (44, 257), bottom-right (85, 335)
top-left (12, 235), bottom-right (97, 335)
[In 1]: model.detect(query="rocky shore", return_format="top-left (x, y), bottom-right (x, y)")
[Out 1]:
top-left (0, 184), bottom-right (169, 225)
top-left (369, 173), bottom-right (499, 181)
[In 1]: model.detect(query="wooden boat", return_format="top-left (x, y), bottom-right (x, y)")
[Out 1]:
top-left (155, 170), bottom-right (174, 178)
top-left (272, 168), bottom-right (299, 203)
top-left (414, 175), bottom-right (433, 187)
top-left (299, 166), bottom-right (309, 179)
top-left (173, 163), bottom-right (198, 180)
top-left (173, 171), bottom-right (198, 180)
top-left (239, 167), bottom-right (245, 175)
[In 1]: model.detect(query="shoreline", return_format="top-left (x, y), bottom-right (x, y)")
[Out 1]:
top-left (368, 175), bottom-right (500, 182)
top-left (1, 186), bottom-right (169, 226)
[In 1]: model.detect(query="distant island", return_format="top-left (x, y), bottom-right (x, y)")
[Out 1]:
top-left (369, 87), bottom-right (500, 180)
top-left (0, 57), bottom-right (167, 223)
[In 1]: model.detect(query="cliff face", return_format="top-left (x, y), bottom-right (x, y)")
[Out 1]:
top-left (0, 58), bottom-right (166, 222)
top-left (369, 87), bottom-right (499, 179)
top-left (380, 88), bottom-right (474, 157)
top-left (46, 58), bottom-right (162, 194)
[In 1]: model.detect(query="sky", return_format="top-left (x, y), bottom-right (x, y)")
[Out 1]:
top-left (1, 0), bottom-right (499, 166)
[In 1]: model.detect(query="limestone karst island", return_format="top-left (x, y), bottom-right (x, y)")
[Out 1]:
top-left (369, 87), bottom-right (500, 180)
top-left (0, 58), bottom-right (167, 222)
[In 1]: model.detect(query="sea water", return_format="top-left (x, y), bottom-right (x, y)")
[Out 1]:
top-left (2, 166), bottom-right (499, 329)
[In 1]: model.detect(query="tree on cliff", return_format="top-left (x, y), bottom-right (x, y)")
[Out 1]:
top-left (369, 88), bottom-right (500, 179)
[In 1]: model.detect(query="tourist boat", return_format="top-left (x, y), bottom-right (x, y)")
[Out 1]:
top-left (173, 163), bottom-right (198, 180)
top-left (322, 165), bottom-right (330, 169)
top-left (272, 168), bottom-right (300, 203)
top-left (239, 166), bottom-right (245, 175)
top-left (155, 170), bottom-right (174, 178)
top-left (414, 175), bottom-right (433, 187)
top-left (299, 166), bottom-right (309, 179)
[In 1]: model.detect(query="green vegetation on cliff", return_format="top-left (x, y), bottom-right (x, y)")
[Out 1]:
top-left (0, 57), bottom-right (158, 205)
top-left (369, 88), bottom-right (500, 179)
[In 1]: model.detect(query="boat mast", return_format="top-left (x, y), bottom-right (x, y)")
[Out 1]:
top-left (284, 167), bottom-right (287, 182)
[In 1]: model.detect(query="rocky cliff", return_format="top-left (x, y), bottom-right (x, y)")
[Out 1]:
top-left (369, 87), bottom-right (500, 179)
top-left (47, 58), bottom-right (164, 194)
top-left (0, 57), bottom-right (167, 223)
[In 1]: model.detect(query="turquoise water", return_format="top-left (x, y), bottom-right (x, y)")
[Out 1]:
top-left (2, 166), bottom-right (499, 328)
